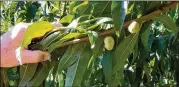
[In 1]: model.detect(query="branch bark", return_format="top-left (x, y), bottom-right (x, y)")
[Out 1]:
top-left (56, 2), bottom-right (179, 48)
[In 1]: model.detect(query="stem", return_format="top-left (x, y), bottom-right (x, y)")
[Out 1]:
top-left (59, 28), bottom-right (115, 48)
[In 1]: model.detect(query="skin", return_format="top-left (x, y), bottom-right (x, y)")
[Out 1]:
top-left (0, 22), bottom-right (62, 67)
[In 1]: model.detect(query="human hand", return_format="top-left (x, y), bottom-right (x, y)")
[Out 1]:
top-left (1, 22), bottom-right (62, 67)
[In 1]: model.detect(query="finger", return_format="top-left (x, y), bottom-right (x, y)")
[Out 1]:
top-left (21, 49), bottom-right (51, 64)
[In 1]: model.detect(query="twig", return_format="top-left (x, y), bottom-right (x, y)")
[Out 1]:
top-left (57, 2), bottom-right (179, 48)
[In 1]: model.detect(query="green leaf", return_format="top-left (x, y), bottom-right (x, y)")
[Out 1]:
top-left (111, 33), bottom-right (139, 86)
top-left (22, 22), bottom-right (53, 48)
top-left (153, 14), bottom-right (178, 42)
top-left (102, 51), bottom-right (112, 85)
top-left (56, 44), bottom-right (85, 75)
top-left (65, 51), bottom-right (83, 87)
top-left (140, 23), bottom-right (151, 52)
top-left (91, 2), bottom-right (112, 17)
top-left (96, 17), bottom-right (113, 29)
top-left (65, 44), bottom-right (92, 86)
top-left (67, 15), bottom-right (90, 32)
top-left (58, 73), bottom-right (64, 87)
top-left (44, 67), bottom-right (53, 87)
top-left (72, 1), bottom-right (88, 14)
top-left (40, 31), bottom-right (68, 50)
top-left (126, 2), bottom-right (134, 15)
top-left (78, 17), bottom-right (112, 27)
top-left (96, 17), bottom-right (113, 24)
top-left (92, 37), bottom-right (104, 57)
top-left (111, 1), bottom-right (128, 37)
top-left (146, 1), bottom-right (161, 14)
top-left (61, 33), bottom-right (81, 40)
top-left (88, 31), bottom-right (98, 49)
top-left (60, 15), bottom-right (74, 24)
top-left (88, 37), bottom-right (104, 69)
top-left (65, 61), bottom-right (78, 87)
top-left (48, 33), bottom-right (82, 53)
top-left (131, 42), bottom-right (138, 64)
top-left (143, 63), bottom-right (152, 83)
top-left (69, 1), bottom-right (79, 14)
top-left (1, 68), bottom-right (9, 87)
top-left (75, 2), bottom-right (90, 16)
top-left (18, 64), bottom-right (38, 87)
top-left (26, 62), bottom-right (51, 87)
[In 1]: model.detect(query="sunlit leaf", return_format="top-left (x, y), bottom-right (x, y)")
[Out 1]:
top-left (61, 33), bottom-right (81, 40)
top-left (18, 21), bottom-right (53, 65)
top-left (24, 22), bottom-right (52, 45)
top-left (60, 15), bottom-right (74, 24)
top-left (72, 0), bottom-right (88, 14)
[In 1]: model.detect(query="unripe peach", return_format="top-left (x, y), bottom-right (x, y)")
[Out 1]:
top-left (128, 21), bottom-right (140, 33)
top-left (104, 36), bottom-right (115, 50)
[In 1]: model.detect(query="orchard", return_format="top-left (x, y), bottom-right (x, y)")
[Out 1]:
top-left (0, 1), bottom-right (179, 87)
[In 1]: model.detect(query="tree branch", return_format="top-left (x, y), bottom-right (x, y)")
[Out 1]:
top-left (57, 2), bottom-right (179, 48)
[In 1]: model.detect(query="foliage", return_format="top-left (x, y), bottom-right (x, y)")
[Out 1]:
top-left (0, 1), bottom-right (179, 87)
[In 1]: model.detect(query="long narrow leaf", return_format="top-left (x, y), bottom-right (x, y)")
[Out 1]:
top-left (65, 45), bottom-right (92, 86)
top-left (48, 33), bottom-right (82, 53)
top-left (18, 64), bottom-right (38, 87)
top-left (140, 23), bottom-right (152, 52)
top-left (111, 1), bottom-right (128, 37)
top-left (26, 62), bottom-right (51, 87)
top-left (112, 33), bottom-right (139, 86)
top-left (102, 51), bottom-right (112, 85)
top-left (56, 44), bottom-right (85, 75)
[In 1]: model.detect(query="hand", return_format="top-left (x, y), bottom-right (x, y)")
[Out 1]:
top-left (0, 22), bottom-right (62, 67)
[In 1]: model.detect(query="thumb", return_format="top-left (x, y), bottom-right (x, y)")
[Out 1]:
top-left (10, 23), bottom-right (32, 44)
top-left (21, 49), bottom-right (51, 64)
